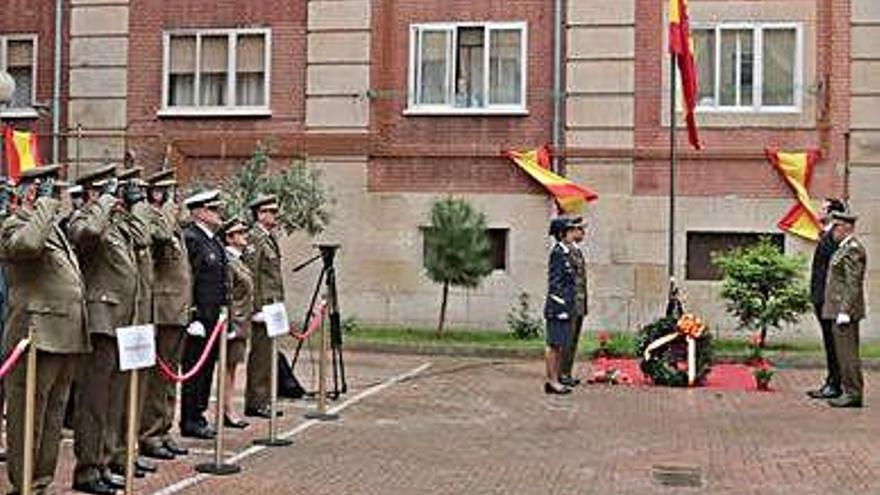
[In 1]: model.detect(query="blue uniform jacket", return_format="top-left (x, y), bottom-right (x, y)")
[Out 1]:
top-left (544, 242), bottom-right (576, 320)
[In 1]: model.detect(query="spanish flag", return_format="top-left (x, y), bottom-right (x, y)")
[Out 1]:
top-left (4, 126), bottom-right (40, 182)
top-left (766, 148), bottom-right (822, 241)
top-left (504, 146), bottom-right (598, 213)
top-left (669, 0), bottom-right (701, 149)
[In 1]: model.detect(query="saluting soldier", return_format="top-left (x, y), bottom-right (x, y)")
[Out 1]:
top-left (244, 194), bottom-right (284, 419)
top-left (68, 164), bottom-right (138, 495)
top-left (222, 217), bottom-right (253, 428)
top-left (823, 210), bottom-right (867, 408)
top-left (560, 216), bottom-right (588, 387)
top-left (138, 169), bottom-right (191, 458)
top-left (180, 190), bottom-right (227, 439)
top-left (0, 165), bottom-right (90, 495)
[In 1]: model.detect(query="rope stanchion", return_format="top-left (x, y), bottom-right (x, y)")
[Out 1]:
top-left (157, 314), bottom-right (227, 383)
top-left (0, 337), bottom-right (31, 380)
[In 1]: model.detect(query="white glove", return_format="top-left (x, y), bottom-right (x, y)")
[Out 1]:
top-left (251, 312), bottom-right (265, 323)
top-left (557, 312), bottom-right (569, 321)
top-left (836, 313), bottom-right (851, 325)
top-left (186, 321), bottom-right (206, 337)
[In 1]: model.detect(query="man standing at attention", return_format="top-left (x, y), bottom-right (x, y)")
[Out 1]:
top-left (823, 210), bottom-right (867, 408)
top-left (1, 165), bottom-right (91, 495)
top-left (245, 194), bottom-right (284, 418)
top-left (807, 198), bottom-right (846, 400)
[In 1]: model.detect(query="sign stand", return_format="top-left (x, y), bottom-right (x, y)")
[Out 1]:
top-left (254, 303), bottom-right (292, 447)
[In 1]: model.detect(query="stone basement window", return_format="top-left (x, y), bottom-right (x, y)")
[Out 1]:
top-left (0, 35), bottom-right (38, 119)
top-left (691, 22), bottom-right (802, 113)
top-left (406, 22), bottom-right (527, 116)
top-left (686, 231), bottom-right (784, 281)
top-left (421, 227), bottom-right (509, 272)
top-left (159, 28), bottom-right (271, 117)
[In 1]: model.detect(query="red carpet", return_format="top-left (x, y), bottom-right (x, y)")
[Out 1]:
top-left (589, 357), bottom-right (767, 391)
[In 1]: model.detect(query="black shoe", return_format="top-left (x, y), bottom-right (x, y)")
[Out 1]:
top-left (245, 406), bottom-right (283, 419)
top-left (103, 472), bottom-right (127, 488)
top-left (544, 382), bottom-right (572, 395)
top-left (163, 439), bottom-right (189, 456)
top-left (73, 479), bottom-right (117, 495)
top-left (224, 414), bottom-right (250, 429)
top-left (829, 394), bottom-right (863, 408)
top-left (807, 384), bottom-right (842, 399)
top-left (136, 456), bottom-right (158, 473)
top-left (559, 376), bottom-right (581, 387)
top-left (109, 464), bottom-right (144, 479)
top-left (140, 444), bottom-right (175, 461)
top-left (180, 423), bottom-right (216, 439)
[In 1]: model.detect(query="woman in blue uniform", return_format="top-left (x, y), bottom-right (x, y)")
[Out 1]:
top-left (544, 217), bottom-right (577, 395)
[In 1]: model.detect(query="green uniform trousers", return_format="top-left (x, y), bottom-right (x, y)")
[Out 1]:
top-left (245, 322), bottom-right (272, 410)
top-left (6, 351), bottom-right (77, 492)
top-left (139, 325), bottom-right (183, 449)
top-left (833, 321), bottom-right (864, 398)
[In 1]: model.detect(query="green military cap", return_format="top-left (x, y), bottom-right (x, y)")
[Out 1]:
top-left (248, 193), bottom-right (278, 211)
top-left (184, 189), bottom-right (222, 210)
top-left (146, 168), bottom-right (177, 187)
top-left (19, 164), bottom-right (63, 183)
top-left (222, 217), bottom-right (248, 236)
top-left (76, 163), bottom-right (117, 186)
top-left (831, 210), bottom-right (858, 225)
top-left (117, 166), bottom-right (143, 181)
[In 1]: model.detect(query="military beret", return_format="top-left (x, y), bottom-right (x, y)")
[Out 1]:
top-left (146, 169), bottom-right (177, 187)
top-left (75, 163), bottom-right (117, 186)
top-left (184, 189), bottom-right (222, 210)
top-left (117, 166), bottom-right (143, 181)
top-left (222, 217), bottom-right (247, 236)
top-left (19, 164), bottom-right (62, 182)
top-left (249, 193), bottom-right (278, 211)
top-left (831, 210), bottom-right (858, 225)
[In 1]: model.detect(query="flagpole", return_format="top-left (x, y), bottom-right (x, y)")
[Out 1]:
top-left (668, 53), bottom-right (677, 283)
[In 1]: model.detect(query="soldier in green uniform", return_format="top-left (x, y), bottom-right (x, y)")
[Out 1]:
top-left (138, 169), bottom-right (191, 458)
top-left (244, 194), bottom-right (284, 418)
top-left (822, 210), bottom-right (867, 408)
top-left (560, 216), bottom-right (588, 387)
top-left (68, 164), bottom-right (138, 495)
top-left (0, 165), bottom-right (91, 495)
top-left (222, 217), bottom-right (253, 428)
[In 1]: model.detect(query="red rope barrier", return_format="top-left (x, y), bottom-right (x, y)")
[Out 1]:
top-left (0, 338), bottom-right (30, 379)
top-left (157, 314), bottom-right (227, 383)
top-left (289, 302), bottom-right (328, 341)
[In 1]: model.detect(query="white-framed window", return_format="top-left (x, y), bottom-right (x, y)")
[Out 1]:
top-left (407, 22), bottom-right (527, 116)
top-left (691, 23), bottom-right (802, 112)
top-left (0, 35), bottom-right (38, 116)
top-left (160, 28), bottom-right (271, 117)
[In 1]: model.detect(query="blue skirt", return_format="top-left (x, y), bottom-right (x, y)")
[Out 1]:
top-left (545, 318), bottom-right (569, 347)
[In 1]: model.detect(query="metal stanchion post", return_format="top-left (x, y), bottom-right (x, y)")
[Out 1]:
top-left (304, 316), bottom-right (338, 422)
top-left (22, 324), bottom-right (36, 495)
top-left (253, 336), bottom-right (291, 447)
top-left (124, 370), bottom-right (139, 495)
top-left (196, 309), bottom-right (240, 475)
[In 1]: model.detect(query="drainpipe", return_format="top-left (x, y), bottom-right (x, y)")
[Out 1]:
top-left (551, 0), bottom-right (563, 174)
top-left (52, 0), bottom-right (63, 163)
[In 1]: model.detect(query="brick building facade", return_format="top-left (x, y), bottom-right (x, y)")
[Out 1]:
top-left (2, 0), bottom-right (878, 338)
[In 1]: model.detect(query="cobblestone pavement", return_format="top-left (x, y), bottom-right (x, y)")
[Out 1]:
top-left (3, 353), bottom-right (878, 494)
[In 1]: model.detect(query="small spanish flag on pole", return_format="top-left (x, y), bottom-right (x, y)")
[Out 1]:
top-left (766, 148), bottom-right (822, 241)
top-left (504, 146), bottom-right (598, 213)
top-left (4, 125), bottom-right (40, 182)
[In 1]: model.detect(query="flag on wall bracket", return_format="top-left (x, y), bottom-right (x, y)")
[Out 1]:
top-left (503, 146), bottom-right (598, 213)
top-left (766, 148), bottom-right (822, 241)
top-left (3, 125), bottom-right (41, 182)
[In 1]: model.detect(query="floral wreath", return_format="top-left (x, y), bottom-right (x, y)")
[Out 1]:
top-left (636, 314), bottom-right (713, 387)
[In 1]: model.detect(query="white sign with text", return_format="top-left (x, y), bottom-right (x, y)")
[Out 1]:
top-left (263, 302), bottom-right (290, 338)
top-left (116, 325), bottom-right (156, 371)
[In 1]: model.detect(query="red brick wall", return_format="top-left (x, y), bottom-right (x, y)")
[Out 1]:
top-left (633, 0), bottom-right (849, 199)
top-left (0, 0), bottom-right (68, 170)
top-left (126, 0), bottom-right (307, 176)
top-left (369, 0), bottom-right (554, 193)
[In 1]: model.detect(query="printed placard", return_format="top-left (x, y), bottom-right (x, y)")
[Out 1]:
top-left (116, 325), bottom-right (156, 371)
top-left (263, 302), bottom-right (290, 338)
